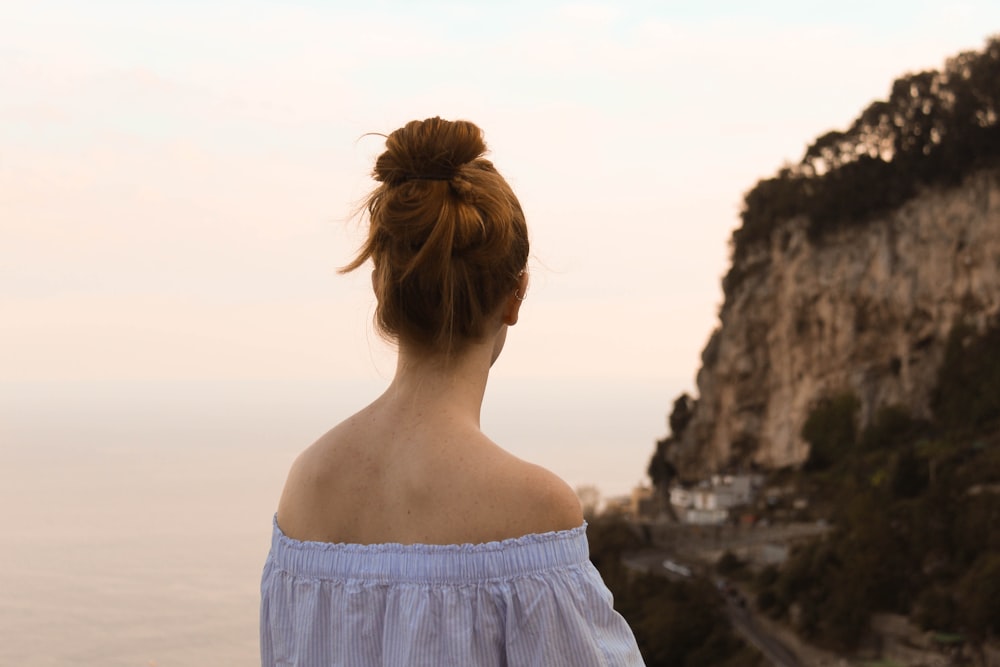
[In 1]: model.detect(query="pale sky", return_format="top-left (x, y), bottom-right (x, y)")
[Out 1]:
top-left (3, 1), bottom-right (999, 494)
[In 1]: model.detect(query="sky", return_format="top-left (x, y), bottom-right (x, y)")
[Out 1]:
top-left (3, 0), bottom-right (1000, 495)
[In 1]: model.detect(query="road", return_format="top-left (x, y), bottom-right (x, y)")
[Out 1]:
top-left (725, 600), bottom-right (802, 667)
top-left (623, 551), bottom-right (803, 667)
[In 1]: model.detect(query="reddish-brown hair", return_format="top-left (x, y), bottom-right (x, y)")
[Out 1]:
top-left (341, 117), bottom-right (529, 353)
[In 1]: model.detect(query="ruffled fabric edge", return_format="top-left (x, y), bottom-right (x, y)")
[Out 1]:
top-left (266, 515), bottom-right (592, 584)
top-left (272, 514), bottom-right (587, 553)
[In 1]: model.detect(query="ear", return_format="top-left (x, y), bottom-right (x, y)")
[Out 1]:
top-left (501, 272), bottom-right (529, 326)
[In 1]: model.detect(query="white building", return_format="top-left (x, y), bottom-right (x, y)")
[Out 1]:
top-left (669, 473), bottom-right (761, 524)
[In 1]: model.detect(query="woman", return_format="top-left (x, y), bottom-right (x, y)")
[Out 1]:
top-left (260, 117), bottom-right (644, 666)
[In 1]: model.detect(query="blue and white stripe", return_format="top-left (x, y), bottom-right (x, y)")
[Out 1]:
top-left (260, 517), bottom-right (644, 666)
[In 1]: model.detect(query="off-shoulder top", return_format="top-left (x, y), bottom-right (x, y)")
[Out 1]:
top-left (260, 516), bottom-right (644, 666)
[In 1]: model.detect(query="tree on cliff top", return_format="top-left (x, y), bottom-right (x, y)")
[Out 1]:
top-left (725, 35), bottom-right (1000, 295)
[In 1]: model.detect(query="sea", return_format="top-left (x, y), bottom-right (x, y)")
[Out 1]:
top-left (0, 377), bottom-right (673, 666)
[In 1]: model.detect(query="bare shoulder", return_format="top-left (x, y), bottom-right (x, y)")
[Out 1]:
top-left (499, 457), bottom-right (584, 534)
top-left (275, 409), bottom-right (584, 544)
top-left (275, 437), bottom-right (325, 530)
top-left (281, 421), bottom-right (346, 488)
top-left (275, 419), bottom-right (360, 538)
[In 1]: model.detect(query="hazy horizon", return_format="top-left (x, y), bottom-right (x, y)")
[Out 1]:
top-left (1, 373), bottom-right (677, 499)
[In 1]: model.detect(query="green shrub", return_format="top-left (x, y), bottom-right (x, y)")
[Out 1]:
top-left (802, 393), bottom-right (860, 470)
top-left (715, 550), bottom-right (746, 576)
top-left (860, 405), bottom-right (929, 451)
top-left (932, 322), bottom-right (1000, 432)
top-left (956, 553), bottom-right (1000, 639)
top-left (914, 587), bottom-right (957, 631)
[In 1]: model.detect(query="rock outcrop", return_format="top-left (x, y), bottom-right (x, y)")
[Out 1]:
top-left (670, 168), bottom-right (1000, 477)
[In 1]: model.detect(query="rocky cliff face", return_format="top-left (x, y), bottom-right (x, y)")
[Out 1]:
top-left (671, 167), bottom-right (1000, 477)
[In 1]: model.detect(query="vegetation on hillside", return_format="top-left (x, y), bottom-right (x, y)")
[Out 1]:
top-left (587, 517), bottom-right (763, 667)
top-left (754, 321), bottom-right (1000, 651)
top-left (647, 393), bottom-right (691, 488)
top-left (725, 35), bottom-right (1000, 295)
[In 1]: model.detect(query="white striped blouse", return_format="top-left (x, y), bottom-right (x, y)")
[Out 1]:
top-left (260, 516), bottom-right (645, 666)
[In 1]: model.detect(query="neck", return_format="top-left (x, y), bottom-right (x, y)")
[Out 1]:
top-left (383, 338), bottom-right (495, 427)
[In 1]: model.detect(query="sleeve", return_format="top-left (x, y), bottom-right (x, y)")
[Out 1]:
top-left (502, 563), bottom-right (645, 667)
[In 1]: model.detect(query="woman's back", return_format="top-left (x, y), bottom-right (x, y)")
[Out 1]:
top-left (262, 393), bottom-right (645, 667)
top-left (275, 389), bottom-right (584, 547)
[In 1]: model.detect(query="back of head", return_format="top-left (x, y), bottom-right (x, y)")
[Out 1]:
top-left (342, 117), bottom-right (529, 353)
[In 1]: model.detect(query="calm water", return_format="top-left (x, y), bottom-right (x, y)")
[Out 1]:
top-left (0, 379), bottom-right (670, 665)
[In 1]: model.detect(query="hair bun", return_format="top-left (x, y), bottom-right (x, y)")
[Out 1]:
top-left (343, 117), bottom-right (529, 353)
top-left (374, 117), bottom-right (487, 184)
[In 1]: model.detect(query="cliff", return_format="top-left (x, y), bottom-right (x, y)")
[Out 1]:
top-left (670, 167), bottom-right (1000, 477)
top-left (659, 36), bottom-right (1000, 479)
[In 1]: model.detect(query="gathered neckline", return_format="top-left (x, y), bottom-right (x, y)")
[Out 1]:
top-left (272, 514), bottom-right (588, 554)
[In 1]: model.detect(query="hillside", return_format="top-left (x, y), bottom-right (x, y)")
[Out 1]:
top-left (641, 35), bottom-right (1000, 660)
top-left (656, 36), bottom-right (1000, 478)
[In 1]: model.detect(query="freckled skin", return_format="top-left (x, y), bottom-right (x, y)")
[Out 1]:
top-left (277, 274), bottom-right (583, 546)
